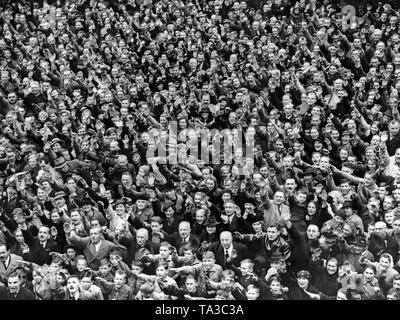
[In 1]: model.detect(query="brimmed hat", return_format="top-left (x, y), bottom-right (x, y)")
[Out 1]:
top-left (54, 191), bottom-right (67, 200)
top-left (204, 216), bottom-right (220, 227)
top-left (105, 127), bottom-right (117, 135)
top-left (247, 214), bottom-right (264, 225)
top-left (342, 200), bottom-right (353, 209)
top-left (244, 197), bottom-right (256, 207)
top-left (54, 157), bottom-right (68, 169)
top-left (335, 209), bottom-right (346, 220)
top-left (51, 138), bottom-right (64, 147)
top-left (297, 270), bottom-right (310, 279)
top-left (304, 167), bottom-right (316, 176)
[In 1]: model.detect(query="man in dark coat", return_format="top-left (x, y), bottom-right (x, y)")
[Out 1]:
top-left (20, 222), bottom-right (61, 266)
top-left (0, 272), bottom-right (35, 300)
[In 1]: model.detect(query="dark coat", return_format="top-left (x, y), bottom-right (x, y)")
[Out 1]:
top-left (0, 286), bottom-right (35, 300)
top-left (22, 229), bottom-right (61, 266)
top-left (208, 241), bottom-right (248, 268)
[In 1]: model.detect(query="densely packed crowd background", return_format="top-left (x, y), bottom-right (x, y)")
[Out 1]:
top-left (0, 0), bottom-right (400, 300)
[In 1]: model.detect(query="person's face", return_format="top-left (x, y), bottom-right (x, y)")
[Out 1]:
top-left (185, 278), bottom-right (197, 292)
top-left (326, 261), bottom-right (338, 275)
top-left (38, 227), bottom-right (49, 242)
top-left (114, 274), bottom-right (125, 288)
top-left (273, 192), bottom-right (284, 205)
top-left (379, 257), bottom-right (390, 270)
top-left (67, 278), bottom-right (79, 293)
top-left (267, 227), bottom-right (279, 241)
top-left (307, 225), bottom-right (319, 240)
top-left (0, 245), bottom-right (10, 262)
top-left (389, 122), bottom-right (400, 136)
top-left (220, 233), bottom-right (233, 248)
top-left (393, 279), bottom-right (400, 291)
top-left (246, 288), bottom-right (259, 300)
top-left (297, 276), bottom-right (309, 289)
top-left (100, 265), bottom-right (111, 275)
top-left (80, 277), bottom-right (91, 290)
top-left (136, 231), bottom-right (147, 245)
top-left (90, 229), bottom-right (101, 243)
top-left (385, 212), bottom-right (395, 225)
top-left (8, 276), bottom-right (21, 294)
top-left (156, 266), bottom-right (168, 279)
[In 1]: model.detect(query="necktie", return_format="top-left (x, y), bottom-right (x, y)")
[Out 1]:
top-left (225, 250), bottom-right (229, 263)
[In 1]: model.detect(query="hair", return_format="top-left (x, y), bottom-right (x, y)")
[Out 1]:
top-left (131, 260), bottom-right (144, 269)
top-left (76, 255), bottom-right (88, 264)
top-left (215, 289), bottom-right (229, 299)
top-left (99, 258), bottom-right (111, 267)
top-left (139, 282), bottom-right (154, 296)
top-left (159, 241), bottom-right (171, 250)
top-left (363, 264), bottom-right (377, 274)
top-left (150, 216), bottom-right (162, 224)
top-left (0, 242), bottom-right (10, 251)
top-left (268, 275), bottom-right (282, 285)
top-left (109, 248), bottom-right (122, 258)
top-left (156, 261), bottom-right (169, 270)
top-left (8, 271), bottom-right (20, 280)
top-left (202, 251), bottom-right (216, 260)
top-left (82, 270), bottom-right (94, 280)
top-left (114, 269), bottom-right (127, 279)
top-left (182, 244), bottom-right (196, 254)
top-left (240, 259), bottom-right (254, 269)
top-left (222, 269), bottom-right (235, 279)
top-left (246, 284), bottom-right (260, 293)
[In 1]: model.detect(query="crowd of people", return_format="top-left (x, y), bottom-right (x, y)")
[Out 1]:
top-left (0, 0), bottom-right (400, 300)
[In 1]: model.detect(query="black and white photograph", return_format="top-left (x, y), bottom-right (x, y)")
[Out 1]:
top-left (0, 0), bottom-right (399, 306)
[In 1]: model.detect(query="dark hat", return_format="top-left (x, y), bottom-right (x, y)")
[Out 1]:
top-left (335, 209), bottom-right (346, 220)
top-left (64, 244), bottom-right (80, 252)
top-left (244, 197), bottom-right (256, 207)
top-left (247, 214), bottom-right (264, 225)
top-left (204, 216), bottom-right (220, 227)
top-left (79, 105), bottom-right (91, 114)
top-left (54, 157), bottom-right (68, 169)
top-left (163, 181), bottom-right (175, 191)
top-left (135, 194), bottom-right (149, 202)
top-left (304, 167), bottom-right (316, 176)
top-left (200, 106), bottom-right (211, 114)
top-left (352, 235), bottom-right (367, 247)
top-left (51, 138), bottom-right (64, 147)
top-left (81, 197), bottom-right (93, 206)
top-left (84, 151), bottom-right (100, 162)
top-left (114, 199), bottom-right (126, 206)
top-left (323, 232), bottom-right (338, 244)
top-left (314, 174), bottom-right (326, 184)
top-left (258, 121), bottom-right (267, 127)
top-left (342, 200), bottom-right (353, 209)
top-left (297, 270), bottom-right (311, 279)
top-left (105, 127), bottom-right (117, 135)
top-left (54, 191), bottom-right (67, 200)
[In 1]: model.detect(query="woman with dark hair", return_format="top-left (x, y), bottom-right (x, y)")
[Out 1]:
top-left (309, 257), bottom-right (340, 297)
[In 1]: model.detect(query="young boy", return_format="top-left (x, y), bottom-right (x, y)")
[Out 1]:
top-left (136, 262), bottom-right (179, 300)
top-left (127, 260), bottom-right (147, 295)
top-left (95, 270), bottom-right (134, 300)
top-left (80, 270), bottom-right (104, 300)
top-left (109, 249), bottom-right (131, 275)
top-left (171, 251), bottom-right (223, 294)
top-left (141, 241), bottom-right (175, 275)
